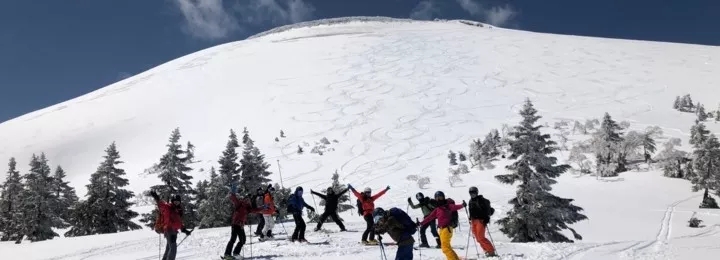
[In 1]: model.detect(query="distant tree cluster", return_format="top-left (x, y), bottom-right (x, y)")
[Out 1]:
top-left (466, 129), bottom-right (504, 170)
top-left (1, 126), bottom-right (285, 244)
top-left (673, 94), bottom-right (715, 122)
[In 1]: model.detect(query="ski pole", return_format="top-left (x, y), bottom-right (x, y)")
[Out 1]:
top-left (464, 206), bottom-right (481, 258)
top-left (276, 159), bottom-right (285, 188)
top-left (487, 223), bottom-right (498, 255)
top-left (158, 234), bottom-right (161, 260)
top-left (416, 218), bottom-right (422, 260)
top-left (249, 223), bottom-right (253, 259)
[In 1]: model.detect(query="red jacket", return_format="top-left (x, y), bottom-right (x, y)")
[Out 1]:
top-left (420, 203), bottom-right (464, 228)
top-left (352, 188), bottom-right (389, 216)
top-left (230, 193), bottom-right (261, 226)
top-left (158, 201), bottom-right (184, 232)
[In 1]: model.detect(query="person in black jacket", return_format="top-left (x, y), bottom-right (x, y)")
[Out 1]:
top-left (408, 192), bottom-right (440, 248)
top-left (250, 187), bottom-right (266, 236)
top-left (468, 186), bottom-right (497, 257)
top-left (311, 187), bottom-right (348, 232)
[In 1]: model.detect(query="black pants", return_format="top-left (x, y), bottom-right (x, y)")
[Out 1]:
top-left (291, 213), bottom-right (306, 240)
top-left (315, 211), bottom-right (346, 231)
top-left (419, 219), bottom-right (439, 246)
top-left (255, 214), bottom-right (265, 235)
top-left (224, 225), bottom-right (246, 256)
top-left (362, 214), bottom-right (375, 242)
top-left (163, 230), bottom-right (178, 260)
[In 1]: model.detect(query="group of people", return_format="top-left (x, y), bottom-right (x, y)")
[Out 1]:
top-left (148, 183), bottom-right (497, 260)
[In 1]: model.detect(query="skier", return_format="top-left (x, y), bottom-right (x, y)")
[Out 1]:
top-left (418, 191), bottom-right (466, 260)
top-left (251, 187), bottom-right (265, 236)
top-left (349, 184), bottom-right (390, 245)
top-left (468, 186), bottom-right (497, 257)
top-left (373, 207), bottom-right (417, 260)
top-left (259, 184), bottom-right (277, 240)
top-left (287, 186), bottom-right (316, 242)
top-left (149, 190), bottom-right (193, 260)
top-left (310, 187), bottom-right (349, 232)
top-left (408, 192), bottom-right (440, 248)
top-left (223, 184), bottom-right (262, 260)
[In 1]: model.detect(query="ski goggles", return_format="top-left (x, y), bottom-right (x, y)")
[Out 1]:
top-left (373, 215), bottom-right (382, 224)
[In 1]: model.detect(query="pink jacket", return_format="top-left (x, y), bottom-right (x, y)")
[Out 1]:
top-left (420, 203), bottom-right (464, 228)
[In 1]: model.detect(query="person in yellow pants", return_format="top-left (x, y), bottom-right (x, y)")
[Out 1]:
top-left (418, 191), bottom-right (466, 260)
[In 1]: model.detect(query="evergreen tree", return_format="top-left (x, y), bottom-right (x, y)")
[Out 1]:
top-left (218, 129), bottom-right (241, 186)
top-left (297, 145), bottom-right (304, 154)
top-left (49, 166), bottom-right (78, 228)
top-left (716, 110), bottom-right (720, 122)
top-left (65, 142), bottom-right (140, 237)
top-left (458, 152), bottom-right (467, 162)
top-left (18, 153), bottom-right (60, 242)
top-left (682, 94), bottom-right (694, 111)
top-left (272, 183), bottom-right (292, 221)
top-left (495, 99), bottom-right (587, 242)
top-left (238, 128), bottom-right (272, 195)
top-left (592, 113), bottom-right (624, 177)
top-left (642, 126), bottom-right (663, 163)
top-left (280, 130), bottom-right (285, 138)
top-left (195, 179), bottom-right (209, 207)
top-left (690, 121), bottom-right (710, 149)
top-left (139, 128), bottom-right (198, 229)
top-left (697, 104), bottom-right (707, 121)
top-left (689, 133), bottom-right (720, 208)
top-left (673, 96), bottom-right (681, 110)
top-left (197, 167), bottom-right (232, 229)
top-left (448, 150), bottom-right (458, 166)
top-left (0, 158), bottom-right (24, 241)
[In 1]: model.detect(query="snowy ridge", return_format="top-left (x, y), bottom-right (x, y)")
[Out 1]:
top-left (247, 16), bottom-right (421, 39)
top-left (1, 17), bottom-right (720, 259)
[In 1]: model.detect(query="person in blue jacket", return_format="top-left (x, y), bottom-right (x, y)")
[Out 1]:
top-left (287, 186), bottom-right (315, 242)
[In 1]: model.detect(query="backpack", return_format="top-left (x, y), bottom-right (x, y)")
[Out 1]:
top-left (446, 198), bottom-right (460, 229)
top-left (481, 196), bottom-right (495, 216)
top-left (154, 208), bottom-right (165, 234)
top-left (388, 207), bottom-right (417, 236)
top-left (356, 199), bottom-right (363, 216)
top-left (287, 194), bottom-right (298, 213)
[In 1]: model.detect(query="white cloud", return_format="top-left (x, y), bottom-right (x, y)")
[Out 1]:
top-left (454, 0), bottom-right (518, 27)
top-left (234, 0), bottom-right (316, 27)
top-left (410, 0), bottom-right (440, 20)
top-left (174, 0), bottom-right (241, 40)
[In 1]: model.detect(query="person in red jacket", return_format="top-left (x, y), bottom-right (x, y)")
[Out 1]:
top-left (223, 184), bottom-right (262, 259)
top-left (349, 184), bottom-right (389, 245)
top-left (419, 191), bottom-right (466, 260)
top-left (149, 190), bottom-right (192, 260)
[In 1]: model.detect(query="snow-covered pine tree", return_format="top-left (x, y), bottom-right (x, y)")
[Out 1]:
top-left (238, 128), bottom-right (272, 196)
top-left (197, 167), bottom-right (232, 228)
top-left (592, 113), bottom-right (624, 177)
top-left (468, 139), bottom-right (483, 169)
top-left (495, 99), bottom-right (587, 242)
top-left (617, 131), bottom-right (643, 170)
top-left (218, 129), bottom-right (241, 186)
top-left (689, 133), bottom-right (720, 208)
top-left (697, 104), bottom-right (708, 121)
top-left (458, 152), bottom-right (467, 162)
top-left (49, 166), bottom-right (78, 228)
top-left (280, 130), bottom-right (285, 138)
top-left (690, 120), bottom-right (710, 149)
top-left (448, 150), bottom-right (458, 165)
top-left (716, 109), bottom-right (720, 122)
top-left (297, 145), bottom-right (304, 154)
top-left (673, 96), bottom-right (681, 110)
top-left (682, 94), bottom-right (694, 111)
top-left (0, 158), bottom-right (24, 241)
top-left (18, 153), bottom-right (60, 242)
top-left (642, 126), bottom-right (663, 163)
top-left (584, 118), bottom-right (599, 132)
top-left (195, 179), bottom-right (209, 207)
top-left (65, 142), bottom-right (140, 237)
top-left (657, 140), bottom-right (689, 178)
top-left (483, 129), bottom-right (502, 157)
top-left (573, 120), bottom-right (587, 134)
top-left (139, 128), bottom-right (198, 229)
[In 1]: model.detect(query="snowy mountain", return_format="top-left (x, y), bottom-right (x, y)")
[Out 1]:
top-left (2, 16), bottom-right (720, 259)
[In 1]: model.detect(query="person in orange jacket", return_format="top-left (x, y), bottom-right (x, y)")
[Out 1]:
top-left (259, 184), bottom-right (277, 240)
top-left (349, 184), bottom-right (389, 244)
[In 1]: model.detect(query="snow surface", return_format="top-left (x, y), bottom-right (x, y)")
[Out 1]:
top-left (1, 16), bottom-right (720, 259)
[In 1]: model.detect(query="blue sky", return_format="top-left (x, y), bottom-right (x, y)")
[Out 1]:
top-left (1, 0), bottom-right (718, 123)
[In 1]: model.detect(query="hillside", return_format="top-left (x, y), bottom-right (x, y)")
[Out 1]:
top-left (1, 17), bottom-right (720, 259)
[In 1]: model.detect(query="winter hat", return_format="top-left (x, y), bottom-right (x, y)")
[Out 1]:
top-left (295, 186), bottom-right (303, 194)
top-left (416, 192), bottom-right (424, 201)
top-left (469, 186), bottom-right (479, 197)
top-left (363, 187), bottom-right (372, 193)
top-left (327, 187), bottom-right (335, 194)
top-left (434, 191), bottom-right (445, 200)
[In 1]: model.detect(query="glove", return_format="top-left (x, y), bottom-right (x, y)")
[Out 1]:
top-left (230, 183), bottom-right (238, 194)
top-left (347, 184), bottom-right (353, 190)
top-left (407, 197), bottom-right (412, 204)
top-left (415, 220), bottom-right (421, 227)
top-left (309, 206), bottom-right (315, 212)
top-left (462, 200), bottom-right (467, 208)
top-left (181, 227), bottom-right (192, 236)
top-left (386, 185), bottom-right (390, 190)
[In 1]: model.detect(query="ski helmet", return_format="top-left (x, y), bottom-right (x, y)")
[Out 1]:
top-left (295, 186), bottom-right (303, 194)
top-left (363, 187), bottom-right (371, 193)
top-left (327, 187), bottom-right (335, 194)
top-left (469, 186), bottom-right (479, 194)
top-left (434, 191), bottom-right (445, 200)
top-left (416, 192), bottom-right (425, 201)
top-left (372, 208), bottom-right (386, 223)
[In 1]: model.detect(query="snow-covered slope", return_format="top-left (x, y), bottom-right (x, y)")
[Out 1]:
top-left (1, 17), bottom-right (720, 259)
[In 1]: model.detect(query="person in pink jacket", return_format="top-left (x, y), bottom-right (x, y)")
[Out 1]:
top-left (419, 191), bottom-right (466, 260)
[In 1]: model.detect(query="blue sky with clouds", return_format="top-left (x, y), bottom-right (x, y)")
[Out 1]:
top-left (0, 0), bottom-right (718, 122)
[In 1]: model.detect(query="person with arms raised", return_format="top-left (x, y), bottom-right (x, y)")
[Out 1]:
top-left (349, 184), bottom-right (390, 245)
